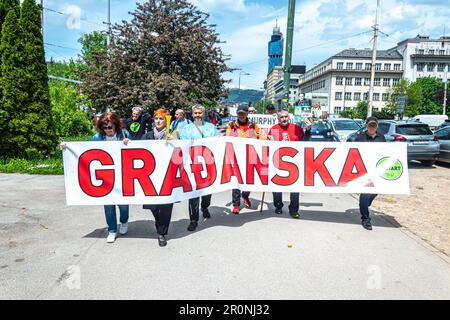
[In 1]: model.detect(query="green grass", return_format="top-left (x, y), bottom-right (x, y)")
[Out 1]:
top-left (0, 134), bottom-right (92, 175)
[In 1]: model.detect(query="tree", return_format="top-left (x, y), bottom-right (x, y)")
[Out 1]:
top-left (414, 77), bottom-right (443, 115)
top-left (81, 0), bottom-right (231, 117)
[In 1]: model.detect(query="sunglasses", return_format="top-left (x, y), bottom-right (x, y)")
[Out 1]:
top-left (102, 125), bottom-right (114, 130)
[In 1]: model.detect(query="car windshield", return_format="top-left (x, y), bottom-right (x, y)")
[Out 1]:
top-left (312, 122), bottom-right (330, 130)
top-left (332, 120), bottom-right (360, 130)
top-left (377, 123), bottom-right (391, 134)
top-left (396, 124), bottom-right (433, 135)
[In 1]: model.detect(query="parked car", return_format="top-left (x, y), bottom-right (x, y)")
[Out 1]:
top-left (306, 121), bottom-right (336, 141)
top-left (326, 118), bottom-right (361, 142)
top-left (435, 120), bottom-right (450, 131)
top-left (353, 119), bottom-right (365, 128)
top-left (347, 120), bottom-right (440, 166)
top-left (434, 126), bottom-right (450, 163)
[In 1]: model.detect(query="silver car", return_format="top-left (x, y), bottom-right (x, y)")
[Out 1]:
top-left (347, 120), bottom-right (440, 166)
top-left (434, 126), bottom-right (450, 163)
top-left (326, 118), bottom-right (361, 142)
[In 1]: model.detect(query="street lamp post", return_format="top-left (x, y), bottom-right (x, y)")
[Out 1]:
top-left (238, 71), bottom-right (250, 101)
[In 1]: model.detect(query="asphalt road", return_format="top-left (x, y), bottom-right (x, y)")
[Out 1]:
top-left (1, 173), bottom-right (450, 299)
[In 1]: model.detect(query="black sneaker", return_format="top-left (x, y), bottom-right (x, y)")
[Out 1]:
top-left (202, 209), bottom-right (211, 219)
top-left (274, 208), bottom-right (283, 214)
top-left (362, 219), bottom-right (373, 230)
top-left (187, 221), bottom-right (198, 232)
top-left (158, 235), bottom-right (167, 247)
top-left (289, 211), bottom-right (300, 219)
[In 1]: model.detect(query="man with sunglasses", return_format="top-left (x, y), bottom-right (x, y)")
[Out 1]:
top-left (351, 116), bottom-right (386, 230)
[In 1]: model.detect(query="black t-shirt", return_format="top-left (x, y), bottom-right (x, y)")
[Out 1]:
top-left (355, 131), bottom-right (386, 142)
top-left (125, 113), bottom-right (151, 140)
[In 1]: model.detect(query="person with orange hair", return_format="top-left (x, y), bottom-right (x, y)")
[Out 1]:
top-left (141, 108), bottom-right (176, 247)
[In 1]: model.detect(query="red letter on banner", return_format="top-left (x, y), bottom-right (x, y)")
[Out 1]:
top-left (271, 147), bottom-right (299, 186)
top-left (78, 149), bottom-right (114, 197)
top-left (221, 142), bottom-right (244, 184)
top-left (246, 145), bottom-right (269, 185)
top-left (160, 147), bottom-right (193, 196)
top-left (304, 148), bottom-right (336, 186)
top-left (190, 146), bottom-right (217, 190)
top-left (338, 148), bottom-right (368, 186)
top-left (121, 149), bottom-right (157, 196)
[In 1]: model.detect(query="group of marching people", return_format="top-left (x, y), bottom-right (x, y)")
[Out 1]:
top-left (62, 103), bottom-right (383, 247)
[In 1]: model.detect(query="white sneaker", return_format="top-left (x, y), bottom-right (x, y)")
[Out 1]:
top-left (106, 232), bottom-right (117, 243)
top-left (119, 223), bottom-right (128, 235)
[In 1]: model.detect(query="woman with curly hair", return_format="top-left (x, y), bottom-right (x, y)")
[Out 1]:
top-left (141, 108), bottom-right (176, 247)
top-left (92, 112), bottom-right (132, 243)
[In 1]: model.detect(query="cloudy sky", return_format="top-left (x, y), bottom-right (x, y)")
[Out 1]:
top-left (43, 0), bottom-right (450, 90)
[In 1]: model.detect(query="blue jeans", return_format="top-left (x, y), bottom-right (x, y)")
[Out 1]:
top-left (359, 194), bottom-right (377, 221)
top-left (104, 205), bottom-right (129, 232)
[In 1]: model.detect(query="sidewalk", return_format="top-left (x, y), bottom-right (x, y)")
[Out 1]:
top-left (0, 174), bottom-right (449, 299)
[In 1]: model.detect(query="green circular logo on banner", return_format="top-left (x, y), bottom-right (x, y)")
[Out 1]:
top-left (377, 158), bottom-right (403, 181)
top-left (130, 122), bottom-right (141, 133)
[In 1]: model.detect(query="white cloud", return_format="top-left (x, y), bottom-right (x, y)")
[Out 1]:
top-left (64, 5), bottom-right (82, 30)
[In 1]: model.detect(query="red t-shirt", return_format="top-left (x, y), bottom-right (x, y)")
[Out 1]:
top-left (269, 123), bottom-right (304, 141)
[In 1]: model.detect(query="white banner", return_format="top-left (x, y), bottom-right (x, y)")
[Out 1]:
top-left (62, 137), bottom-right (410, 205)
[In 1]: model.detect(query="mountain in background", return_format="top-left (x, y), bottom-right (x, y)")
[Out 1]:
top-left (223, 88), bottom-right (264, 104)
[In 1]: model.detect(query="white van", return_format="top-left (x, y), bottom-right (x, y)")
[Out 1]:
top-left (413, 115), bottom-right (448, 130)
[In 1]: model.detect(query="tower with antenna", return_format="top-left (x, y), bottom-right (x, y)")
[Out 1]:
top-left (268, 20), bottom-right (284, 75)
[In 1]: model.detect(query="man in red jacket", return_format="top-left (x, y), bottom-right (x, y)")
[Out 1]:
top-left (268, 109), bottom-right (312, 218)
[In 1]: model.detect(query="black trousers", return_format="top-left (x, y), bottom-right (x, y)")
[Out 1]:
top-left (359, 194), bottom-right (377, 221)
top-left (144, 204), bottom-right (174, 236)
top-left (189, 195), bottom-right (212, 222)
top-left (272, 192), bottom-right (300, 213)
top-left (232, 189), bottom-right (250, 206)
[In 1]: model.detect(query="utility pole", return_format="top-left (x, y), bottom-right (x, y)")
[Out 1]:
top-left (367, 0), bottom-right (380, 117)
top-left (107, 0), bottom-right (111, 48)
top-left (238, 71), bottom-right (250, 102)
top-left (283, 0), bottom-right (296, 110)
top-left (40, 0), bottom-right (44, 36)
top-left (444, 66), bottom-right (448, 115)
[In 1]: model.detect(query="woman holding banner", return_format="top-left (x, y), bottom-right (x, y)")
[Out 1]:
top-left (141, 108), bottom-right (176, 247)
top-left (92, 112), bottom-right (131, 243)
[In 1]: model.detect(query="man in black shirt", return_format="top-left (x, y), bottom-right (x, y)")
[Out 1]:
top-left (353, 116), bottom-right (386, 230)
top-left (125, 106), bottom-right (152, 140)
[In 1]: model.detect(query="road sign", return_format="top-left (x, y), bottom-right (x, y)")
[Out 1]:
top-left (396, 95), bottom-right (406, 114)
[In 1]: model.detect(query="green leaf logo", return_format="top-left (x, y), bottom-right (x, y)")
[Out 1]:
top-left (377, 158), bottom-right (403, 181)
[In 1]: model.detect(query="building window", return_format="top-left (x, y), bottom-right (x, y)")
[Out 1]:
top-left (373, 108), bottom-right (379, 112)
top-left (429, 49), bottom-right (434, 55)
top-left (417, 63), bottom-right (424, 71)
top-left (334, 107), bottom-right (342, 114)
top-left (394, 64), bottom-right (401, 71)
top-left (418, 49), bottom-right (424, 54)
top-left (382, 93), bottom-right (389, 101)
top-left (346, 63), bottom-right (353, 70)
top-left (354, 92), bottom-right (361, 101)
top-left (365, 63), bottom-right (371, 70)
top-left (356, 63), bottom-right (362, 70)
top-left (373, 93), bottom-right (380, 101)
top-left (383, 78), bottom-right (390, 86)
top-left (438, 63), bottom-right (445, 72)
top-left (392, 78), bottom-right (400, 86)
top-left (374, 78), bottom-right (381, 86)
top-left (439, 50), bottom-right (445, 55)
top-left (384, 63), bottom-right (391, 71)
top-left (427, 64), bottom-right (435, 72)
top-left (344, 92), bottom-right (352, 100)
top-left (364, 77), bottom-right (370, 86)
top-left (355, 77), bottom-right (362, 86)
top-left (335, 92), bottom-right (342, 100)
top-left (337, 62), bottom-right (344, 70)
top-left (375, 63), bottom-right (381, 70)
top-left (345, 77), bottom-right (352, 85)
top-left (336, 76), bottom-right (343, 85)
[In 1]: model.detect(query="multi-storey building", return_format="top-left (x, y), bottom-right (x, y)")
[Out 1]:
top-left (298, 48), bottom-right (403, 115)
top-left (268, 25), bottom-right (284, 74)
top-left (273, 65), bottom-right (306, 104)
top-left (395, 35), bottom-right (450, 82)
top-left (266, 66), bottom-right (284, 103)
